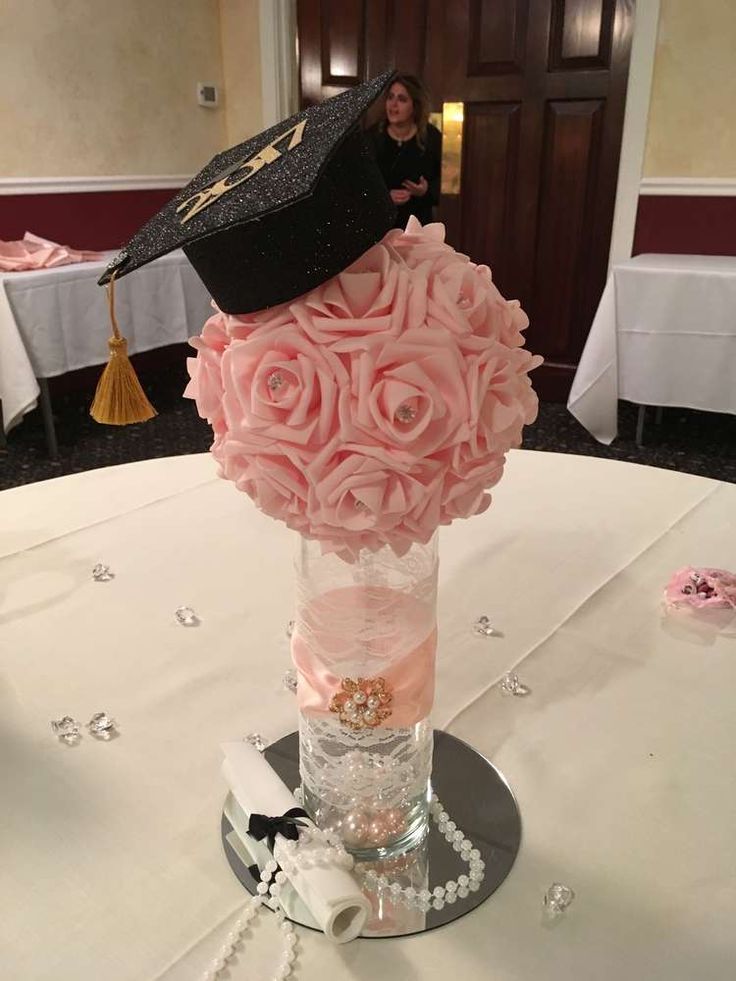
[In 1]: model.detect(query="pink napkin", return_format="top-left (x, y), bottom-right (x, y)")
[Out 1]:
top-left (0, 232), bottom-right (104, 271)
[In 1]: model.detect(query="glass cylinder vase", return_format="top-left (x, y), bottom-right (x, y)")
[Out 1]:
top-left (291, 533), bottom-right (438, 862)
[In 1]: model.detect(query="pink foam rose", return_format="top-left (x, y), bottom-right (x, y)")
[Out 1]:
top-left (664, 567), bottom-right (736, 611)
top-left (184, 312), bottom-right (229, 431)
top-left (220, 325), bottom-right (348, 447)
top-left (331, 326), bottom-right (470, 455)
top-left (288, 242), bottom-right (411, 345)
top-left (185, 219), bottom-right (542, 556)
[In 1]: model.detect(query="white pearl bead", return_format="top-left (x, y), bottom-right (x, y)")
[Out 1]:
top-left (286, 932), bottom-right (297, 945)
top-left (266, 859), bottom-right (278, 873)
top-left (256, 882), bottom-right (269, 894)
top-left (275, 870), bottom-right (287, 884)
top-left (469, 880), bottom-right (481, 891)
top-left (432, 897), bottom-right (444, 910)
top-left (445, 880), bottom-right (457, 893)
top-left (445, 821), bottom-right (456, 833)
top-left (452, 840), bottom-right (463, 852)
top-left (457, 886), bottom-right (470, 898)
top-left (458, 874), bottom-right (469, 888)
top-left (226, 930), bottom-right (240, 946)
top-left (445, 891), bottom-right (457, 904)
top-left (212, 954), bottom-right (227, 971)
top-left (469, 848), bottom-right (481, 861)
top-left (433, 886), bottom-right (445, 898)
top-left (453, 830), bottom-right (464, 842)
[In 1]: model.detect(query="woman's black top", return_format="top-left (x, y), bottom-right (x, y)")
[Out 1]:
top-left (367, 123), bottom-right (442, 227)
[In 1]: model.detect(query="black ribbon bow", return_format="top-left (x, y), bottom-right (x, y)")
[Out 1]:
top-left (247, 807), bottom-right (310, 855)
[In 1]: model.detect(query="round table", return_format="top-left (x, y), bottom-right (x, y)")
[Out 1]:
top-left (2, 451), bottom-right (734, 980)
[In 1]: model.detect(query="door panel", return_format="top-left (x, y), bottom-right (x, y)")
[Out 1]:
top-left (460, 103), bottom-right (521, 290)
top-left (549, 0), bottom-right (615, 70)
top-left (320, 0), bottom-right (364, 85)
top-left (531, 100), bottom-right (604, 358)
top-left (467, 0), bottom-right (529, 75)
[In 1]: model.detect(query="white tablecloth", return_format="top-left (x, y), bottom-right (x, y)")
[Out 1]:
top-left (568, 254), bottom-right (736, 443)
top-left (1, 451), bottom-right (734, 980)
top-left (0, 251), bottom-right (213, 432)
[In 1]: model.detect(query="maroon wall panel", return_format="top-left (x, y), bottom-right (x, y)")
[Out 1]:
top-left (633, 195), bottom-right (736, 257)
top-left (1, 188), bottom-right (180, 251)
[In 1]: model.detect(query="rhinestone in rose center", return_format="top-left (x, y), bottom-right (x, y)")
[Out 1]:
top-left (395, 402), bottom-right (417, 424)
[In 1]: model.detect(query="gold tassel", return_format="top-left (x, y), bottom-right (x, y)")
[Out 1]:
top-left (90, 271), bottom-right (157, 425)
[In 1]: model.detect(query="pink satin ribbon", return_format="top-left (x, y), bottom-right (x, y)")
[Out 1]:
top-left (292, 626), bottom-right (436, 728)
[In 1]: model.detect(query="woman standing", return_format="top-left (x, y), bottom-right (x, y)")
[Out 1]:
top-left (367, 74), bottom-right (442, 228)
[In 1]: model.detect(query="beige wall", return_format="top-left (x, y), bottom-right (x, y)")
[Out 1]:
top-left (0, 0), bottom-right (235, 177)
top-left (643, 0), bottom-right (736, 177)
top-left (219, 0), bottom-right (263, 145)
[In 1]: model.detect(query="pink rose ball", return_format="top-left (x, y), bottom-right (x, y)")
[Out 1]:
top-left (185, 217), bottom-right (542, 556)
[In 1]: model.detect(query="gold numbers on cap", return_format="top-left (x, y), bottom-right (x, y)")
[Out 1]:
top-left (176, 119), bottom-right (307, 225)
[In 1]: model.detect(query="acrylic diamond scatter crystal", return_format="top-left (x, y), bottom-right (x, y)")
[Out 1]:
top-left (283, 669), bottom-right (298, 694)
top-left (51, 716), bottom-right (81, 744)
top-left (285, 620), bottom-right (295, 639)
top-left (498, 673), bottom-right (530, 696)
top-left (92, 563), bottom-right (113, 581)
top-left (87, 712), bottom-right (116, 739)
top-left (245, 733), bottom-right (267, 752)
top-left (175, 606), bottom-right (199, 626)
top-left (544, 882), bottom-right (575, 914)
top-left (473, 615), bottom-right (497, 637)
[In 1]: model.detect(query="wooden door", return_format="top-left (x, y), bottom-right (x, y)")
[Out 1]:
top-left (296, 0), bottom-right (634, 400)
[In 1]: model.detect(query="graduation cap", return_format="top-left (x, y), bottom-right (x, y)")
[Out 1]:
top-left (91, 70), bottom-right (396, 426)
top-left (99, 70), bottom-right (396, 312)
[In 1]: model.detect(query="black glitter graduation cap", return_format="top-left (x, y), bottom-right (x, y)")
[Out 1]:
top-left (99, 70), bottom-right (396, 314)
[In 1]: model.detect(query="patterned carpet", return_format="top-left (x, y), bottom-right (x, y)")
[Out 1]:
top-left (2, 344), bottom-right (735, 491)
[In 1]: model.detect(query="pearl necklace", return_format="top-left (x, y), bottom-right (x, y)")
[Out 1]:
top-left (202, 825), bottom-right (353, 981)
top-left (203, 793), bottom-right (484, 979)
top-left (358, 792), bottom-right (486, 910)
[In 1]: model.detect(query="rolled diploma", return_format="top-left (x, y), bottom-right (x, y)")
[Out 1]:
top-left (221, 741), bottom-right (371, 943)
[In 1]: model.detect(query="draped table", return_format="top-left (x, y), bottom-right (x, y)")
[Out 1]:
top-left (0, 250), bottom-right (212, 442)
top-left (2, 450), bottom-right (734, 980)
top-left (567, 254), bottom-right (736, 444)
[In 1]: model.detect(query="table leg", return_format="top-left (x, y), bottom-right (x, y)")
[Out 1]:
top-left (636, 405), bottom-right (646, 446)
top-left (37, 378), bottom-right (59, 460)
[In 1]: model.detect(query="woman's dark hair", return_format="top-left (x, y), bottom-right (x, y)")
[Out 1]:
top-left (381, 74), bottom-right (431, 149)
